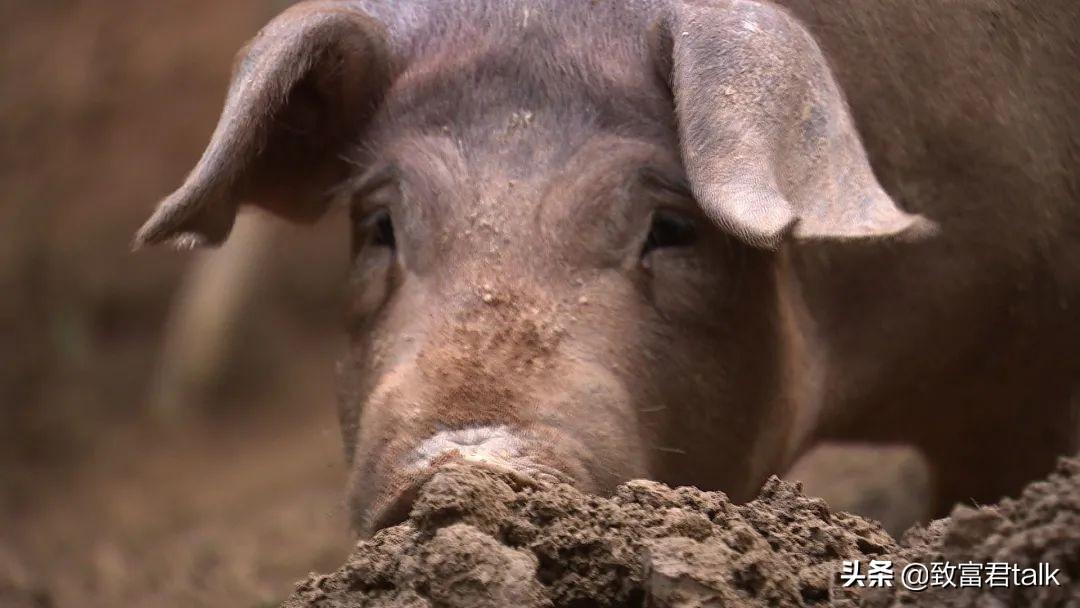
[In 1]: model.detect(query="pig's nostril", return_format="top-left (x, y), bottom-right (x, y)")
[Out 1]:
top-left (410, 426), bottom-right (524, 468)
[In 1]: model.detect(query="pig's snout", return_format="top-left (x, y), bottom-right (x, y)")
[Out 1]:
top-left (363, 425), bottom-right (581, 534)
top-left (409, 426), bottom-right (525, 470)
top-left (347, 321), bottom-right (651, 536)
top-left (408, 426), bottom-right (580, 485)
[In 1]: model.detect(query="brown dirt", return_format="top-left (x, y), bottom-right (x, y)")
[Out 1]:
top-left (284, 464), bottom-right (895, 607)
top-left (858, 457), bottom-right (1080, 608)
top-left (285, 458), bottom-right (1079, 608)
top-left (0, 398), bottom-right (351, 608)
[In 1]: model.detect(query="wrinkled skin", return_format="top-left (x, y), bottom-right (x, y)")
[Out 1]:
top-left (137, 0), bottom-right (1080, 534)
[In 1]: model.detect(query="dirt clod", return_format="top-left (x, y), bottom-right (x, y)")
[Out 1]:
top-left (285, 465), bottom-right (891, 607)
top-left (285, 458), bottom-right (1079, 608)
top-left (858, 457), bottom-right (1080, 608)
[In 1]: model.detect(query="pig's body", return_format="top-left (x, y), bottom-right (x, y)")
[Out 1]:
top-left (777, 0), bottom-right (1080, 506)
top-left (138, 0), bottom-right (1080, 532)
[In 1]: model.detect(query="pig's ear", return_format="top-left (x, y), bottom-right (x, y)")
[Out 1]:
top-left (134, 1), bottom-right (391, 249)
top-left (658, 1), bottom-right (934, 249)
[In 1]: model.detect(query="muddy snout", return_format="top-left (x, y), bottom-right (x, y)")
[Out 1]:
top-left (347, 302), bottom-right (651, 535)
top-left (361, 425), bottom-right (584, 534)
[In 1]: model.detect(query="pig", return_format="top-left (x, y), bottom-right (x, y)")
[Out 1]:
top-left (135, 0), bottom-right (1080, 534)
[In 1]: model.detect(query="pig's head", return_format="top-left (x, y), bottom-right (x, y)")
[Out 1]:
top-left (136, 0), bottom-right (931, 534)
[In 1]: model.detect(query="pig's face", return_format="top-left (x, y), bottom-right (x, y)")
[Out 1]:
top-left (336, 127), bottom-right (786, 530)
top-left (136, 0), bottom-right (930, 535)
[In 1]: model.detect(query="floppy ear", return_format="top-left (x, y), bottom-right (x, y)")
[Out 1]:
top-left (660, 0), bottom-right (934, 249)
top-left (134, 0), bottom-right (391, 249)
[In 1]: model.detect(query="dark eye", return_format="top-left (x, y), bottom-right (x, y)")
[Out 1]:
top-left (641, 210), bottom-right (697, 259)
top-left (367, 209), bottom-right (396, 249)
top-left (351, 208), bottom-right (396, 258)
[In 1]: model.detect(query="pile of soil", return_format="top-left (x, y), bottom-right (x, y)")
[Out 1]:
top-left (858, 457), bottom-right (1080, 607)
top-left (285, 458), bottom-right (1078, 607)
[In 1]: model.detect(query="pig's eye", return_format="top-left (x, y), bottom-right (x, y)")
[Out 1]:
top-left (641, 210), bottom-right (697, 259)
top-left (366, 209), bottom-right (396, 249)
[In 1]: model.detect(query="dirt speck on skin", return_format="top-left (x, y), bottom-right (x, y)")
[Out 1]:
top-left (284, 464), bottom-right (896, 607)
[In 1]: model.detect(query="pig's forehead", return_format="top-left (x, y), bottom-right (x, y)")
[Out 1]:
top-left (363, 0), bottom-right (667, 56)
top-left (362, 0), bottom-right (674, 136)
top-left (337, 129), bottom-right (689, 245)
top-left (354, 130), bottom-right (684, 196)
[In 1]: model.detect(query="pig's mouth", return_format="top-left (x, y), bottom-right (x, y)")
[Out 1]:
top-left (363, 425), bottom-right (581, 533)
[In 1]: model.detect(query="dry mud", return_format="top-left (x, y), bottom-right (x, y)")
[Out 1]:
top-left (285, 458), bottom-right (1079, 608)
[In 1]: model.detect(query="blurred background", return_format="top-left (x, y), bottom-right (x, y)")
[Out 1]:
top-left (1, 1), bottom-right (357, 606)
top-left (0, 2), bottom-right (928, 606)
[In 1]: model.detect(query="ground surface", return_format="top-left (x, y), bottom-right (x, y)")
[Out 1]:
top-left (286, 458), bottom-right (1079, 608)
top-left (0, 394), bottom-right (351, 608)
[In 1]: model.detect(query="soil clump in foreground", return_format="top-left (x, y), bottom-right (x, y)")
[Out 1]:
top-left (285, 458), bottom-right (1079, 607)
